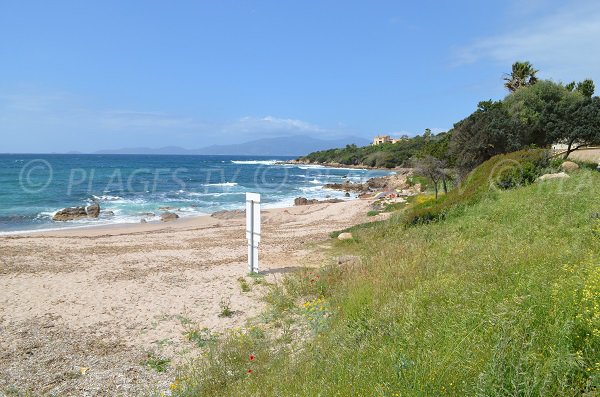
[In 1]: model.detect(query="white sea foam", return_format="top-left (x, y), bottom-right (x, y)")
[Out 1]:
top-left (231, 160), bottom-right (278, 165)
top-left (92, 195), bottom-right (123, 201)
top-left (204, 182), bottom-right (238, 187)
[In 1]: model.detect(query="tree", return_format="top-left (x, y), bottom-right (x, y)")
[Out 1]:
top-left (504, 80), bottom-right (575, 148)
top-left (503, 61), bottom-right (539, 92)
top-left (414, 155), bottom-right (446, 200)
top-left (544, 96), bottom-right (600, 158)
top-left (449, 100), bottom-right (523, 172)
top-left (566, 79), bottom-right (595, 98)
top-left (576, 79), bottom-right (595, 98)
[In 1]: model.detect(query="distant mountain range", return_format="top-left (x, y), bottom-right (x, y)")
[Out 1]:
top-left (93, 135), bottom-right (370, 156)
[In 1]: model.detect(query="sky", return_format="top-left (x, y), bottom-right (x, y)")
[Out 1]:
top-left (1, 0), bottom-right (600, 153)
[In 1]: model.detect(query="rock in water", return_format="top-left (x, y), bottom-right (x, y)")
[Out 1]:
top-left (537, 172), bottom-right (570, 182)
top-left (52, 207), bottom-right (88, 221)
top-left (160, 211), bottom-right (179, 222)
top-left (85, 202), bottom-right (100, 218)
top-left (337, 232), bottom-right (353, 240)
top-left (294, 197), bottom-right (309, 205)
top-left (560, 161), bottom-right (579, 173)
top-left (140, 218), bottom-right (147, 223)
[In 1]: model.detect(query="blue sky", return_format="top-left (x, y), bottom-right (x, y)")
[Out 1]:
top-left (1, 0), bottom-right (599, 152)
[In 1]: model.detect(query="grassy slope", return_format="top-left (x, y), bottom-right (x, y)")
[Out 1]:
top-left (175, 170), bottom-right (600, 396)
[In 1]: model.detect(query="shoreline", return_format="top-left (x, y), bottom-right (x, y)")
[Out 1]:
top-left (283, 159), bottom-right (405, 171)
top-left (0, 195), bottom-right (361, 237)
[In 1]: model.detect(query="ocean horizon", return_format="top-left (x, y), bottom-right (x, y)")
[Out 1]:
top-left (0, 153), bottom-right (390, 234)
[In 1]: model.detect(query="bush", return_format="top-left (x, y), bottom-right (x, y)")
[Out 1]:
top-left (405, 149), bottom-right (550, 224)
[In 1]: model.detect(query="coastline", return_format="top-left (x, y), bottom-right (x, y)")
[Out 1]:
top-left (283, 159), bottom-right (400, 171)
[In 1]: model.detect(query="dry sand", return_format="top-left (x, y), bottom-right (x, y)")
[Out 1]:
top-left (0, 199), bottom-right (378, 396)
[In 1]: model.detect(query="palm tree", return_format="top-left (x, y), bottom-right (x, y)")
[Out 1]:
top-left (503, 61), bottom-right (539, 92)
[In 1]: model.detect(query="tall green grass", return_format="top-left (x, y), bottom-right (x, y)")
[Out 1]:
top-left (173, 168), bottom-right (599, 396)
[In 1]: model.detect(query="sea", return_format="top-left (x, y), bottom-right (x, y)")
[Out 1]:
top-left (0, 154), bottom-right (391, 234)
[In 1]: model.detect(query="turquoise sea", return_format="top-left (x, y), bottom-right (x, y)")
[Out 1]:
top-left (0, 154), bottom-right (390, 234)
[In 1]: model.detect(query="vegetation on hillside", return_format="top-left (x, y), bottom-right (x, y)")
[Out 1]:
top-left (170, 159), bottom-right (600, 396)
top-left (298, 62), bottom-right (600, 179)
top-left (298, 130), bottom-right (451, 169)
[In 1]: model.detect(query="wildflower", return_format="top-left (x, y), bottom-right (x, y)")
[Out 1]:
top-left (310, 279), bottom-right (315, 283)
top-left (249, 355), bottom-right (255, 361)
top-left (247, 369), bottom-right (253, 374)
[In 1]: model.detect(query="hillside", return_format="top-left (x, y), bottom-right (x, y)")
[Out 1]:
top-left (172, 157), bottom-right (599, 396)
top-left (296, 131), bottom-right (450, 168)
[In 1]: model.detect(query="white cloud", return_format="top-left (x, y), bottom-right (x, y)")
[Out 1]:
top-left (222, 116), bottom-right (326, 135)
top-left (455, 1), bottom-right (600, 81)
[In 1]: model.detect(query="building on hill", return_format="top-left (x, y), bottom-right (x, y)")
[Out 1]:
top-left (372, 135), bottom-right (391, 145)
top-left (372, 135), bottom-right (405, 145)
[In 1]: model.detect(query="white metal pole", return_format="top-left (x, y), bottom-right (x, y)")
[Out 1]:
top-left (246, 192), bottom-right (261, 273)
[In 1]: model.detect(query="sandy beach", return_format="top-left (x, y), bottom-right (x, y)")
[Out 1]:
top-left (0, 199), bottom-right (378, 396)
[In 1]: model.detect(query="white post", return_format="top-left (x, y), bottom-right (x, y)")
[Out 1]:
top-left (245, 192), bottom-right (261, 273)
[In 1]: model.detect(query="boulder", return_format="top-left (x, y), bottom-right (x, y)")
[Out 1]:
top-left (52, 207), bottom-right (88, 221)
top-left (337, 232), bottom-right (353, 241)
top-left (85, 202), bottom-right (100, 218)
top-left (345, 192), bottom-right (351, 197)
top-left (560, 161), bottom-right (579, 173)
top-left (294, 197), bottom-right (344, 206)
top-left (294, 197), bottom-right (310, 205)
top-left (160, 211), bottom-right (179, 222)
top-left (537, 172), bottom-right (570, 182)
top-left (103, 210), bottom-right (115, 217)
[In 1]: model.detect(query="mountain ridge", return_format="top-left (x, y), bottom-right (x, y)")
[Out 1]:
top-left (93, 135), bottom-right (370, 156)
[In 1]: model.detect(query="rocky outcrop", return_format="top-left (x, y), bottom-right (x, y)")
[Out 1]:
top-left (323, 181), bottom-right (368, 192)
top-left (160, 211), bottom-right (179, 222)
top-left (294, 197), bottom-right (344, 206)
top-left (52, 202), bottom-right (101, 221)
top-left (537, 172), bottom-right (570, 181)
top-left (561, 161), bottom-right (579, 173)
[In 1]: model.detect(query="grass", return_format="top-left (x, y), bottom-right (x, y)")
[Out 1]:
top-left (238, 276), bottom-right (251, 292)
top-left (185, 327), bottom-right (217, 348)
top-left (171, 165), bottom-right (600, 396)
top-left (142, 352), bottom-right (170, 373)
top-left (218, 297), bottom-right (234, 318)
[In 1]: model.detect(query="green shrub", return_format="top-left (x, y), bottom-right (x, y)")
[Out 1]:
top-left (406, 149), bottom-right (550, 224)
